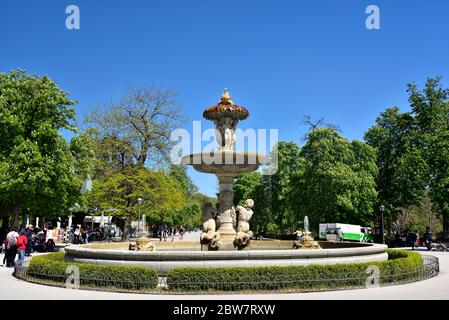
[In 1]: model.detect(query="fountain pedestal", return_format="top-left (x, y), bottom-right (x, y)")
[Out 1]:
top-left (216, 173), bottom-right (237, 242)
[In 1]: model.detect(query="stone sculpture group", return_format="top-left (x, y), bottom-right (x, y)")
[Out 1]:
top-left (129, 236), bottom-right (156, 251)
top-left (200, 198), bottom-right (254, 250)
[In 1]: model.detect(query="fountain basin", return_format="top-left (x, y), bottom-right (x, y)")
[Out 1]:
top-left (64, 241), bottom-right (388, 276)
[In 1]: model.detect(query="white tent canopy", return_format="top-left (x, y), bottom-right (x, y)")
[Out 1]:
top-left (83, 216), bottom-right (113, 224)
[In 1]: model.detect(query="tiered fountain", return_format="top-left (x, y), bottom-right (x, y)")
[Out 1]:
top-left (181, 89), bottom-right (269, 250)
top-left (64, 90), bottom-right (388, 275)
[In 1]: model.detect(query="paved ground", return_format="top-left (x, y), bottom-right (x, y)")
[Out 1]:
top-left (0, 248), bottom-right (448, 300)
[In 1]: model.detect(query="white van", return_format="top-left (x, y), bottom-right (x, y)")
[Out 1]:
top-left (319, 223), bottom-right (374, 243)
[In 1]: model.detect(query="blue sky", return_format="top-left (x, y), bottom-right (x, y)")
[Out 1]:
top-left (1, 0), bottom-right (449, 196)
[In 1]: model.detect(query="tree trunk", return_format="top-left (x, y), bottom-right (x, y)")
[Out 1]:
top-left (443, 214), bottom-right (449, 241)
top-left (10, 201), bottom-right (21, 230)
top-left (137, 140), bottom-right (149, 168)
top-left (122, 215), bottom-right (132, 241)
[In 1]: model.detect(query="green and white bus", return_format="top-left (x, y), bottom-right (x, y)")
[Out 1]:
top-left (319, 223), bottom-right (374, 243)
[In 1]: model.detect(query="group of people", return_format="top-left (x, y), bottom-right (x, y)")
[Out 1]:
top-left (150, 225), bottom-right (186, 241)
top-left (1, 226), bottom-right (56, 268)
top-left (71, 225), bottom-right (91, 244)
top-left (395, 227), bottom-right (433, 250)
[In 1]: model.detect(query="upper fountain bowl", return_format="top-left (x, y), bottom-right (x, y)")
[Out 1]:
top-left (203, 89), bottom-right (249, 121)
top-left (181, 151), bottom-right (270, 175)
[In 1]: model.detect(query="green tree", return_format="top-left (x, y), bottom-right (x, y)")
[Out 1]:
top-left (85, 85), bottom-right (185, 168)
top-left (89, 167), bottom-right (186, 239)
top-left (293, 128), bottom-right (378, 231)
top-left (0, 70), bottom-right (87, 228)
top-left (408, 77), bottom-right (449, 237)
top-left (169, 164), bottom-right (198, 197)
top-left (364, 107), bottom-right (429, 231)
top-left (236, 141), bottom-right (303, 236)
top-left (233, 172), bottom-right (262, 206)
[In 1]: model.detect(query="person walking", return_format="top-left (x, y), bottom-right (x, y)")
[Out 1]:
top-left (408, 231), bottom-right (417, 250)
top-left (25, 225), bottom-right (33, 256)
top-left (2, 238), bottom-right (8, 266)
top-left (162, 225), bottom-right (168, 242)
top-left (80, 225), bottom-right (88, 244)
top-left (74, 226), bottom-right (80, 244)
top-left (6, 228), bottom-right (19, 268)
top-left (16, 229), bottom-right (28, 268)
top-left (423, 227), bottom-right (432, 251)
top-left (179, 226), bottom-right (185, 240)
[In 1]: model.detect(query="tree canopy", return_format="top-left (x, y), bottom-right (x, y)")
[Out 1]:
top-left (0, 70), bottom-right (92, 228)
top-left (292, 128), bottom-right (378, 230)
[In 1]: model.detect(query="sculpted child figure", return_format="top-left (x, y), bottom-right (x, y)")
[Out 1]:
top-left (200, 202), bottom-right (220, 249)
top-left (234, 199), bottom-right (254, 248)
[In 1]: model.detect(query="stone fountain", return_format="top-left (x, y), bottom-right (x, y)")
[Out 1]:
top-left (293, 216), bottom-right (321, 249)
top-left (64, 90), bottom-right (389, 274)
top-left (182, 89), bottom-right (269, 250)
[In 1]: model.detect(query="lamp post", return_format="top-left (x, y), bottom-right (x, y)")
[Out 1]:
top-left (137, 197), bottom-right (143, 237)
top-left (379, 204), bottom-right (385, 244)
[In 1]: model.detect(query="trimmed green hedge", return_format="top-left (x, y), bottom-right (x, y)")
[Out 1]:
top-left (27, 253), bottom-right (158, 290)
top-left (166, 250), bottom-right (424, 291)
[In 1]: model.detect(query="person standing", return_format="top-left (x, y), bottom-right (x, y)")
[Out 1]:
top-left (423, 227), bottom-right (432, 251)
top-left (2, 238), bottom-right (8, 266)
top-left (337, 228), bottom-right (344, 241)
top-left (179, 226), bottom-right (185, 240)
top-left (409, 231), bottom-right (417, 250)
top-left (293, 229), bottom-right (303, 241)
top-left (16, 229), bottom-right (28, 268)
top-left (25, 225), bottom-right (33, 256)
top-left (80, 225), bottom-right (87, 244)
top-left (163, 225), bottom-right (168, 242)
top-left (6, 228), bottom-right (19, 267)
top-left (74, 226), bottom-right (80, 244)
top-left (159, 225), bottom-right (163, 241)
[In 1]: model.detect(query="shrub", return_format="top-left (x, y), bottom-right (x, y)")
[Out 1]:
top-left (27, 253), bottom-right (158, 290)
top-left (167, 250), bottom-right (424, 292)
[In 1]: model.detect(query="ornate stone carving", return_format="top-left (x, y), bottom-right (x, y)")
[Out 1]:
top-left (234, 199), bottom-right (254, 249)
top-left (292, 215), bottom-right (321, 249)
top-left (292, 235), bottom-right (321, 249)
top-left (129, 236), bottom-right (156, 251)
top-left (200, 202), bottom-right (221, 249)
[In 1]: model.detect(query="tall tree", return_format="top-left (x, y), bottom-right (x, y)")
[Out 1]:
top-left (293, 128), bottom-right (378, 231)
top-left (169, 164), bottom-right (198, 197)
top-left (234, 142), bottom-right (303, 236)
top-left (0, 70), bottom-right (87, 228)
top-left (233, 172), bottom-right (262, 207)
top-left (364, 107), bottom-right (429, 231)
top-left (89, 167), bottom-right (186, 239)
top-left (264, 141), bottom-right (304, 233)
top-left (408, 77), bottom-right (449, 237)
top-left (86, 85), bottom-right (185, 168)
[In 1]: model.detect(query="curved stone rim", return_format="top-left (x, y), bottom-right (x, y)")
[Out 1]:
top-left (181, 151), bottom-right (271, 174)
top-left (65, 243), bottom-right (388, 262)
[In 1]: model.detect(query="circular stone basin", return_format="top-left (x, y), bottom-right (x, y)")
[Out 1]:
top-left (64, 241), bottom-right (388, 276)
top-left (181, 151), bottom-right (270, 174)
